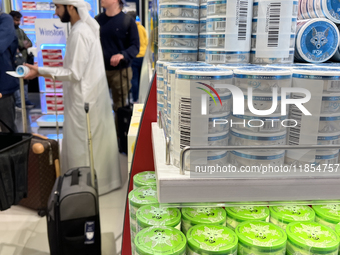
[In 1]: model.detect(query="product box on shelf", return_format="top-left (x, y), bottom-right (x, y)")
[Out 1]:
top-left (23, 16), bottom-right (37, 25)
top-left (128, 116), bottom-right (142, 172)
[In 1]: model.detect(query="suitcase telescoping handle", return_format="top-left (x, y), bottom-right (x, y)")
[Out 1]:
top-left (84, 103), bottom-right (95, 188)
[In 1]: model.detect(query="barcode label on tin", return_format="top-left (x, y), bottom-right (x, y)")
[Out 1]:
top-left (328, 81), bottom-right (340, 92)
top-left (237, 0), bottom-right (248, 41)
top-left (259, 121), bottom-right (281, 132)
top-left (179, 97), bottom-right (192, 149)
top-left (216, 21), bottom-right (226, 30)
top-left (207, 5), bottom-right (215, 14)
top-left (208, 54), bottom-right (225, 63)
top-left (207, 38), bottom-right (218, 46)
top-left (267, 2), bottom-right (281, 47)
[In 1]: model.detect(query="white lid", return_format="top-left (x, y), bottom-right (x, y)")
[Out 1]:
top-left (167, 62), bottom-right (212, 71)
top-left (319, 112), bottom-right (340, 118)
top-left (159, 33), bottom-right (199, 37)
top-left (159, 18), bottom-right (200, 23)
top-left (317, 131), bottom-right (340, 137)
top-left (292, 68), bottom-right (340, 76)
top-left (176, 67), bottom-right (233, 76)
top-left (159, 48), bottom-right (199, 52)
top-left (207, 131), bottom-right (228, 138)
top-left (233, 67), bottom-right (291, 76)
top-left (218, 63), bottom-right (258, 70)
top-left (209, 111), bottom-right (231, 119)
top-left (322, 92), bottom-right (340, 98)
top-left (315, 149), bottom-right (339, 156)
top-left (233, 149), bottom-right (286, 157)
top-left (160, 3), bottom-right (199, 7)
top-left (230, 127), bottom-right (287, 137)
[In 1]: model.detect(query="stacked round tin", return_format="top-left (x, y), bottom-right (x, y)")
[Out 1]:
top-left (159, 0), bottom-right (200, 62)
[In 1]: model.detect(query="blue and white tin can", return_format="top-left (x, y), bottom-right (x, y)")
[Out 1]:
top-left (206, 33), bottom-right (226, 48)
top-left (206, 17), bottom-right (226, 33)
top-left (252, 18), bottom-right (297, 34)
top-left (243, 92), bottom-right (289, 114)
top-left (159, 4), bottom-right (200, 19)
top-left (199, 33), bottom-right (207, 48)
top-left (267, 63), bottom-right (314, 70)
top-left (200, 3), bottom-right (207, 19)
top-left (233, 67), bottom-right (292, 93)
top-left (317, 132), bottom-right (340, 145)
top-left (231, 113), bottom-right (288, 133)
top-left (159, 0), bottom-right (199, 4)
top-left (229, 128), bottom-right (287, 147)
top-left (206, 50), bottom-right (250, 64)
top-left (206, 0), bottom-right (226, 16)
top-left (315, 149), bottom-right (339, 165)
top-left (159, 34), bottom-right (199, 49)
top-left (229, 150), bottom-right (286, 168)
top-left (321, 93), bottom-right (340, 114)
top-left (159, 49), bottom-right (198, 62)
top-left (250, 49), bottom-right (295, 64)
top-left (209, 112), bottom-right (230, 134)
top-left (295, 19), bottom-right (339, 63)
top-left (157, 76), bottom-right (165, 90)
top-left (198, 48), bottom-right (206, 61)
top-left (156, 60), bottom-right (168, 76)
top-left (159, 19), bottom-right (199, 34)
top-left (319, 114), bottom-right (340, 133)
top-left (314, 0), bottom-right (340, 24)
top-left (292, 68), bottom-right (340, 92)
top-left (218, 63), bottom-right (258, 70)
top-left (199, 18), bottom-right (207, 33)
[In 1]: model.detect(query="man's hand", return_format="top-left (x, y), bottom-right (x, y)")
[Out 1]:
top-left (24, 63), bottom-right (39, 80)
top-left (110, 54), bottom-right (124, 67)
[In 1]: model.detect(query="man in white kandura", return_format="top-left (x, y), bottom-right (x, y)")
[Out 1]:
top-left (24, 0), bottom-right (122, 195)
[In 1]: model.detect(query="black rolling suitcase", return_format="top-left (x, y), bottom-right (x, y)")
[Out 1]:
top-left (47, 103), bottom-right (101, 255)
top-left (117, 67), bottom-right (132, 154)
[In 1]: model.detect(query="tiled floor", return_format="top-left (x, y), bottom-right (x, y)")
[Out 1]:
top-left (0, 94), bottom-right (129, 255)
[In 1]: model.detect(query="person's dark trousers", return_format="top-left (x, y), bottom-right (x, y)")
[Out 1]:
top-left (131, 57), bottom-right (144, 102)
top-left (0, 94), bottom-right (17, 132)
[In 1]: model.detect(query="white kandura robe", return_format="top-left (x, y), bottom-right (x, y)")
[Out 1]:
top-left (39, 20), bottom-right (121, 195)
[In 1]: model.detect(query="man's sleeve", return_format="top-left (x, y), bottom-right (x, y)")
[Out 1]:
top-left (39, 31), bottom-right (89, 82)
top-left (120, 17), bottom-right (140, 63)
top-left (23, 31), bottom-right (32, 47)
top-left (0, 14), bottom-right (17, 54)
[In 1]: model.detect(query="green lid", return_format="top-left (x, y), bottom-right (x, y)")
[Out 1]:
top-left (335, 223), bottom-right (340, 237)
top-left (226, 206), bottom-right (269, 222)
top-left (181, 207), bottom-right (226, 225)
top-left (137, 205), bottom-right (181, 228)
top-left (235, 221), bottom-right (287, 251)
top-left (187, 224), bottom-right (238, 254)
top-left (286, 222), bottom-right (340, 253)
top-left (134, 226), bottom-right (186, 255)
top-left (128, 186), bottom-right (158, 208)
top-left (269, 201), bottom-right (311, 206)
top-left (133, 171), bottom-right (156, 188)
top-left (312, 204), bottom-right (340, 224)
top-left (269, 205), bottom-right (315, 224)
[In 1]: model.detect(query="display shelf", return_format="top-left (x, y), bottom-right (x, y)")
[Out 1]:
top-left (152, 123), bottom-right (340, 204)
top-left (36, 114), bottom-right (64, 127)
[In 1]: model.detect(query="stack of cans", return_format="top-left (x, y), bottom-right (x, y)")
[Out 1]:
top-left (286, 67), bottom-right (340, 166)
top-left (198, 0), bottom-right (207, 61)
top-left (172, 67), bottom-right (233, 170)
top-left (298, 0), bottom-right (340, 24)
top-left (156, 61), bottom-right (167, 120)
top-left (251, 0), bottom-right (298, 64)
top-left (206, 0), bottom-right (253, 64)
top-left (158, 0), bottom-right (199, 62)
top-left (205, 0), bottom-right (253, 64)
top-left (294, 19), bottom-right (340, 63)
top-left (229, 67), bottom-right (292, 168)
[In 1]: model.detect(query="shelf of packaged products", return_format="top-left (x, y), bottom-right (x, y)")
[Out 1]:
top-left (152, 123), bottom-right (340, 204)
top-left (20, 10), bottom-right (55, 13)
